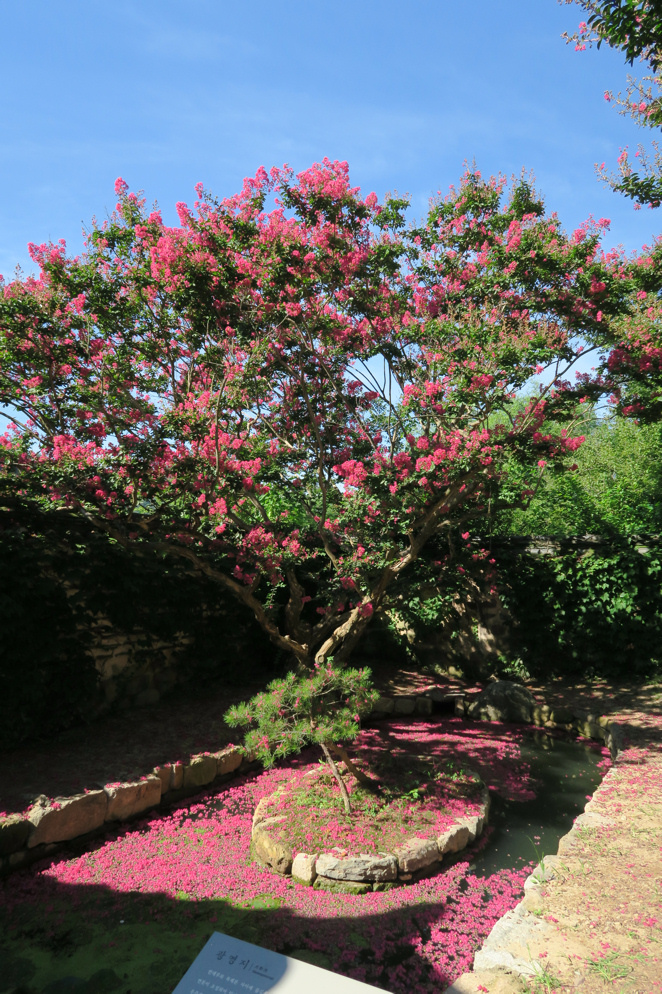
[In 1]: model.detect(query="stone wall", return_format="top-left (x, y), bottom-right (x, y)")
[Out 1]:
top-left (55, 579), bottom-right (274, 714)
top-left (0, 516), bottom-right (278, 742)
top-left (82, 609), bottom-right (193, 709)
top-left (6, 528), bottom-right (657, 736)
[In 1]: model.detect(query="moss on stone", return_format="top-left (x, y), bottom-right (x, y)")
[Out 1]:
top-left (313, 876), bottom-right (372, 894)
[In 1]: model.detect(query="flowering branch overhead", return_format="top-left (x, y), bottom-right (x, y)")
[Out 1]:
top-left (560, 0), bottom-right (662, 208)
top-left (0, 160), bottom-right (658, 671)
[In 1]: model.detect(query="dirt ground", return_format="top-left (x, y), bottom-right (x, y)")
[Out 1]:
top-left (2, 666), bottom-right (662, 993)
top-left (3, 665), bottom-right (660, 816)
top-left (444, 677), bottom-right (662, 994)
top-left (0, 676), bottom-right (270, 816)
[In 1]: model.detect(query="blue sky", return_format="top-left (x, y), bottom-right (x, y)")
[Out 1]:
top-left (1, 0), bottom-right (661, 285)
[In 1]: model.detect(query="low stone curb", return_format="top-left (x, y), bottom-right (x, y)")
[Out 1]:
top-left (0, 744), bottom-right (246, 876)
top-left (251, 785), bottom-right (491, 890)
top-left (371, 688), bottom-right (625, 760)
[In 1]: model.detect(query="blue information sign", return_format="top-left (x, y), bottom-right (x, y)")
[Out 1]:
top-left (172, 931), bottom-right (381, 993)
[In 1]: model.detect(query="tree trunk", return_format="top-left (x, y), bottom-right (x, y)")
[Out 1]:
top-left (320, 741), bottom-right (352, 815)
top-left (328, 743), bottom-right (381, 794)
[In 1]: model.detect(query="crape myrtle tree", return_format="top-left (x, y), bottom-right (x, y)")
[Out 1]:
top-left (0, 160), bottom-right (658, 783)
top-left (560, 0), bottom-right (662, 208)
top-left (599, 262), bottom-right (662, 421)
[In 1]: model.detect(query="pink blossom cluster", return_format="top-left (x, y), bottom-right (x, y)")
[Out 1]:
top-left (1, 160), bottom-right (658, 670)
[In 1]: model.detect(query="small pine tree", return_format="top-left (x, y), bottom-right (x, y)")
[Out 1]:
top-left (224, 662), bottom-right (380, 814)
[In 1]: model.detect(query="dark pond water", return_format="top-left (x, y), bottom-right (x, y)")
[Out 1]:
top-left (469, 729), bottom-right (607, 877)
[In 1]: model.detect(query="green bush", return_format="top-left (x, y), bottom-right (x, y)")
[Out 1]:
top-left (499, 414), bottom-right (662, 537)
top-left (473, 411), bottom-right (662, 682)
top-left (225, 662), bottom-right (379, 814)
top-left (496, 538), bottom-right (662, 681)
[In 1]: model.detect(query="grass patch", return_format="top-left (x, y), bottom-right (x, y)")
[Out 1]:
top-left (259, 742), bottom-right (485, 855)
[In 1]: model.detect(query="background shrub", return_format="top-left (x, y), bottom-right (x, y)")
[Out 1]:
top-left (495, 537), bottom-right (662, 681)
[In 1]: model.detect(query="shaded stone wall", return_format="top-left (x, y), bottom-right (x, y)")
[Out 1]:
top-left (73, 604), bottom-right (194, 709)
top-left (0, 511), bottom-right (278, 746)
top-left (67, 589), bottom-right (274, 712)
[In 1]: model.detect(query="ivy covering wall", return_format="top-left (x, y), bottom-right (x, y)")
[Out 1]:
top-left (494, 537), bottom-right (662, 681)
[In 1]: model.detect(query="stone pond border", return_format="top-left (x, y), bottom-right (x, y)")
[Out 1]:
top-left (440, 700), bottom-right (628, 994)
top-left (441, 760), bottom-right (633, 993)
top-left (0, 686), bottom-right (626, 888)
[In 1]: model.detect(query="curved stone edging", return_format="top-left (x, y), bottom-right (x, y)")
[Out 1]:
top-left (0, 745), bottom-right (246, 876)
top-left (251, 785), bottom-right (491, 891)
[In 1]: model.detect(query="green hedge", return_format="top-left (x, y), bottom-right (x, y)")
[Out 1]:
top-left (495, 537), bottom-right (662, 681)
top-left (377, 533), bottom-right (662, 683)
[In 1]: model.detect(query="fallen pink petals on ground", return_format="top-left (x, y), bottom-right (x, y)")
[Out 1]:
top-left (3, 719), bottom-right (543, 990)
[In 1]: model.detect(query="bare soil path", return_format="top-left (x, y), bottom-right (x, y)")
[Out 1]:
top-left (0, 676), bottom-right (269, 816)
top-left (1, 665), bottom-right (660, 813)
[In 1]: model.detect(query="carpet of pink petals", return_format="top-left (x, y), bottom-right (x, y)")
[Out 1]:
top-left (4, 720), bottom-right (545, 991)
top-left (262, 720), bottom-right (536, 855)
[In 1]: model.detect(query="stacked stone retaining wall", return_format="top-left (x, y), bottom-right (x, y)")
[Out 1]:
top-left (251, 781), bottom-right (490, 891)
top-left (0, 745), bottom-right (248, 876)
